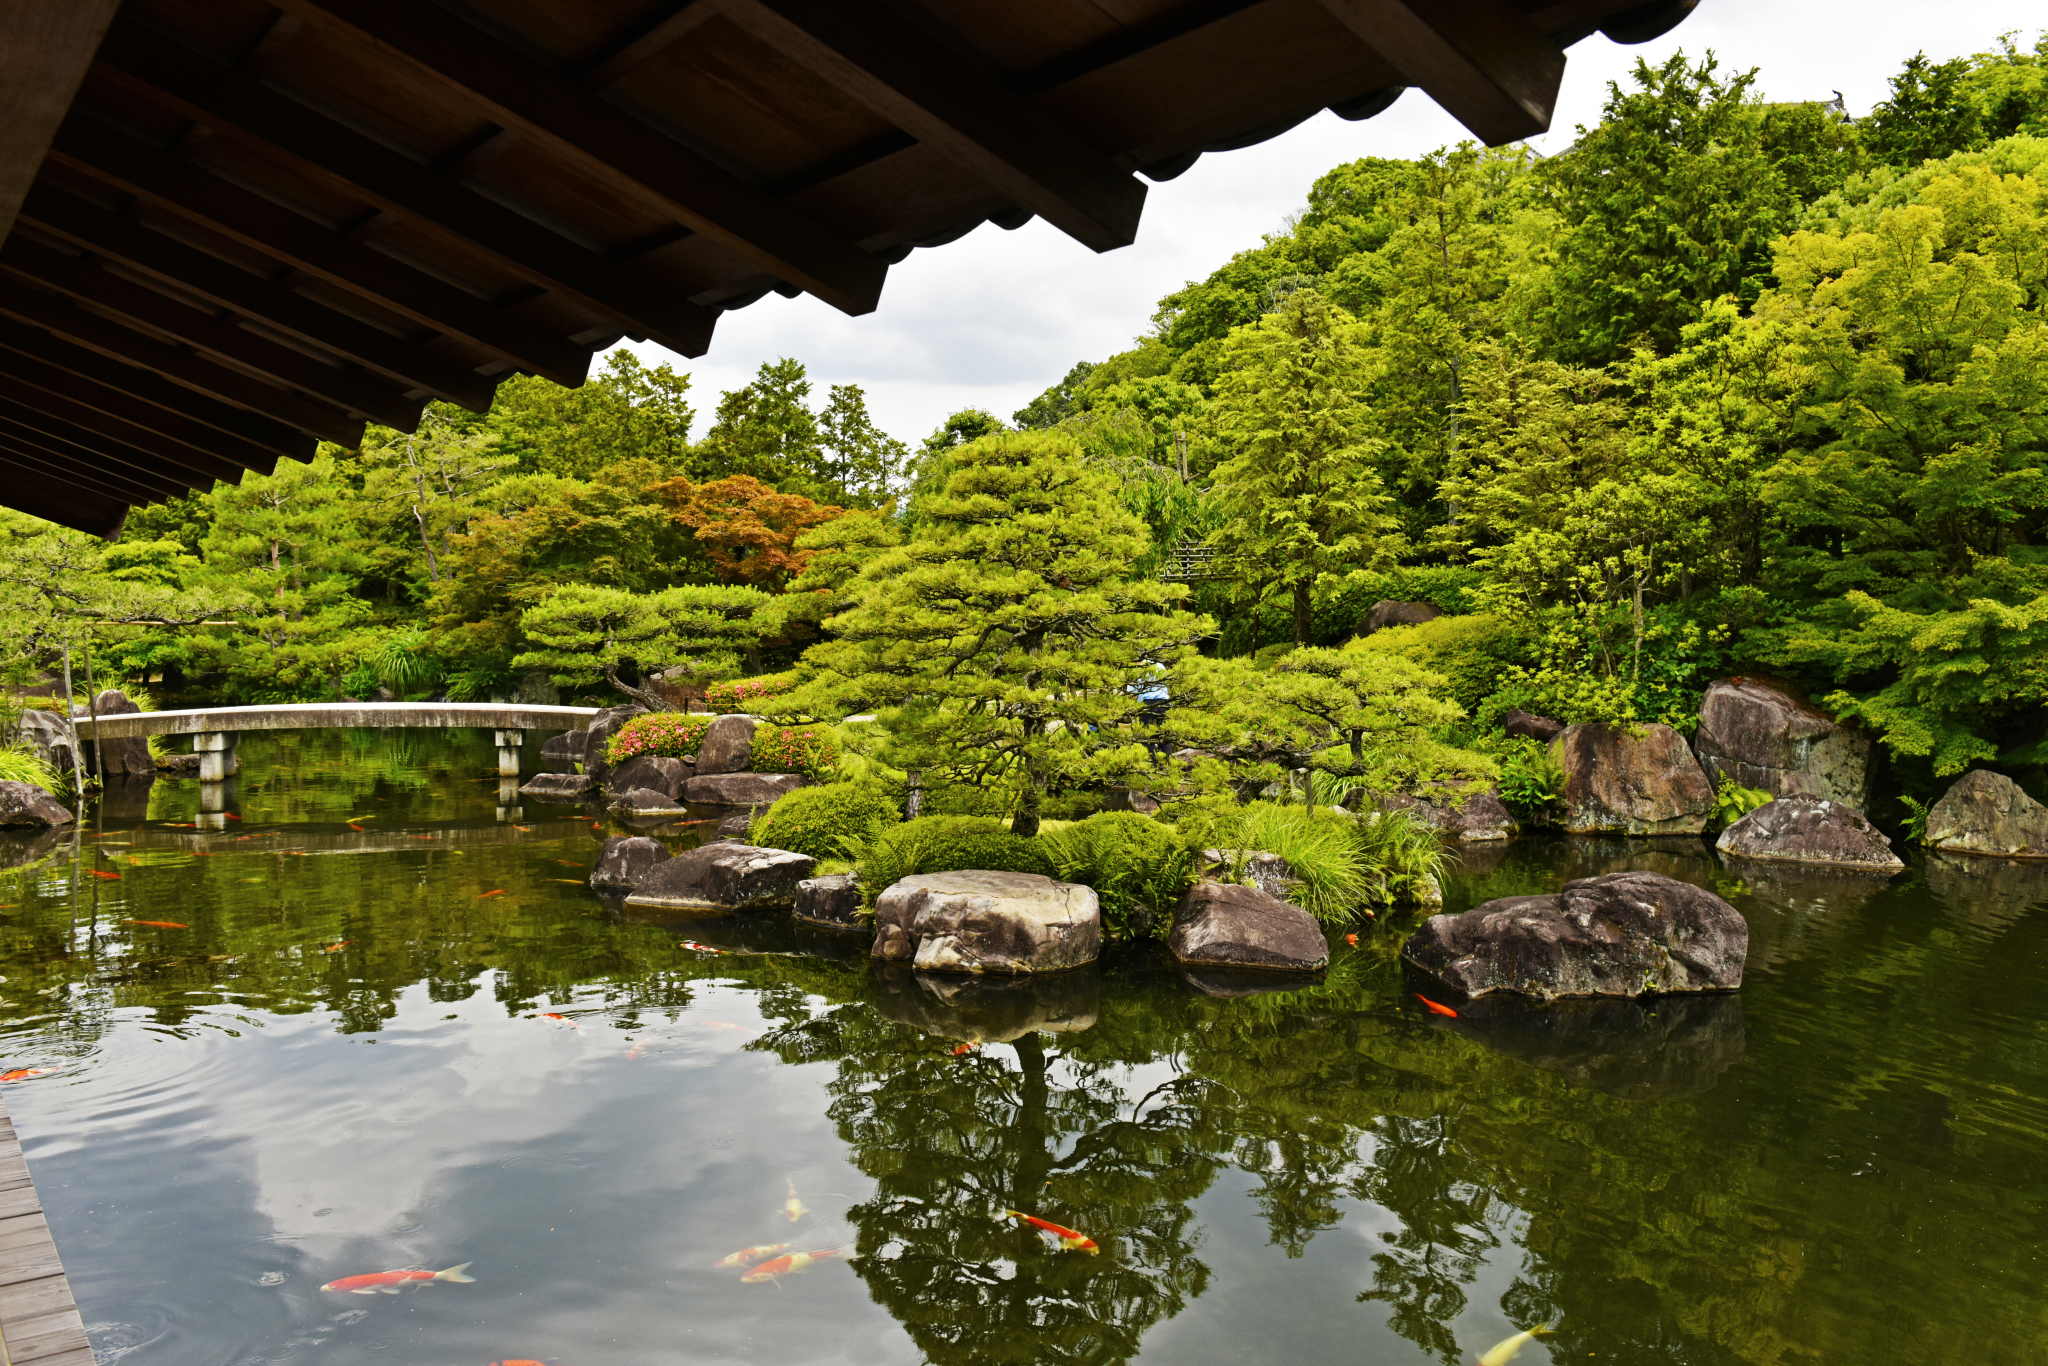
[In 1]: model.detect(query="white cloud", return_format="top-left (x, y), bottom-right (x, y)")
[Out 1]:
top-left (621, 1), bottom-right (2045, 447)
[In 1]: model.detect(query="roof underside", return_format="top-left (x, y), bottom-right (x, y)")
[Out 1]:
top-left (0, 0), bottom-right (1697, 535)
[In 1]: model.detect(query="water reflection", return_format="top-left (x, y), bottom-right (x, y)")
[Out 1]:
top-left (869, 962), bottom-right (1100, 1041)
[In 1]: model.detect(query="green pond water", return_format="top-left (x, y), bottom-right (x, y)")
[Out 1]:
top-left (0, 730), bottom-right (2043, 1366)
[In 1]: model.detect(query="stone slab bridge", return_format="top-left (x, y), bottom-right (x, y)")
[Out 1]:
top-left (74, 702), bottom-right (597, 782)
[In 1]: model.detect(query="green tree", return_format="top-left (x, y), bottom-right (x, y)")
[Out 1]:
top-left (816, 382), bottom-right (907, 508)
top-left (514, 582), bottom-right (776, 709)
top-left (1863, 53), bottom-right (1986, 167)
top-left (490, 349), bottom-right (695, 480)
top-left (697, 357), bottom-right (829, 491)
top-left (1204, 290), bottom-right (1400, 647)
top-left (787, 430), bottom-right (1212, 835)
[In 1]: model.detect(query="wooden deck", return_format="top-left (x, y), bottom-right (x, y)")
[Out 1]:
top-left (0, 1090), bottom-right (90, 1366)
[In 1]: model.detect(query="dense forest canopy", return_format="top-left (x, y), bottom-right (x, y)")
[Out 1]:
top-left (8, 34), bottom-right (2048, 810)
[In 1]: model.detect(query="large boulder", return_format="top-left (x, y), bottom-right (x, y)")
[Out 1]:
top-left (695, 714), bottom-right (759, 776)
top-left (1167, 881), bottom-right (1329, 972)
top-left (1359, 600), bottom-right (1443, 636)
top-left (1503, 709), bottom-right (1563, 743)
top-left (1693, 676), bottom-right (1872, 808)
top-left (872, 870), bottom-right (1101, 974)
top-left (1378, 789), bottom-right (1518, 842)
top-left (591, 835), bottom-right (671, 890)
top-left (1554, 722), bottom-right (1715, 836)
top-left (684, 772), bottom-right (805, 806)
top-left (1925, 769), bottom-right (2048, 859)
top-left (623, 842), bottom-right (814, 913)
top-left (18, 710), bottom-right (77, 777)
top-left (540, 730), bottom-right (587, 773)
top-left (75, 690), bottom-right (154, 775)
top-left (0, 781), bottom-right (74, 828)
top-left (1716, 796), bottom-right (1903, 873)
top-left (580, 704), bottom-right (646, 792)
top-left (520, 771), bottom-right (593, 800)
top-left (1402, 870), bottom-right (1748, 1000)
top-left (793, 872), bottom-right (865, 929)
top-left (606, 754), bottom-right (691, 800)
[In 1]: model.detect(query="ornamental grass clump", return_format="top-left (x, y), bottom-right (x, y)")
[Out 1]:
top-left (706, 673), bottom-right (793, 714)
top-left (749, 781), bottom-right (900, 861)
top-left (749, 723), bottom-right (840, 780)
top-left (0, 744), bottom-right (62, 795)
top-left (606, 712), bottom-right (712, 765)
top-left (853, 816), bottom-right (1053, 910)
top-left (1037, 812), bottom-right (1201, 942)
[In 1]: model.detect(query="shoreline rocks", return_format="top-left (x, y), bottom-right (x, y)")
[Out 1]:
top-left (540, 729), bottom-right (586, 773)
top-left (684, 772), bottom-right (805, 806)
top-left (520, 771), bottom-right (593, 799)
top-left (607, 755), bottom-right (691, 800)
top-left (580, 704), bottom-right (645, 792)
top-left (591, 835), bottom-right (670, 890)
top-left (793, 873), bottom-right (864, 929)
top-left (624, 843), bottom-right (814, 913)
top-left (1402, 870), bottom-right (1748, 1000)
top-left (694, 715), bottom-right (759, 776)
top-left (873, 870), bottom-right (1101, 974)
top-left (1555, 722), bottom-right (1715, 837)
top-left (1167, 881), bottom-right (1328, 972)
top-left (0, 781), bottom-right (74, 828)
top-left (1693, 676), bottom-right (1871, 808)
top-left (1716, 796), bottom-right (1902, 873)
top-left (1377, 788), bottom-right (1518, 842)
top-left (1925, 770), bottom-right (2048, 859)
top-left (77, 690), bottom-right (154, 776)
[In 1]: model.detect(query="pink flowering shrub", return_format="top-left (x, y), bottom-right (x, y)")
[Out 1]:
top-left (607, 712), bottom-right (713, 765)
top-left (705, 673), bottom-right (792, 714)
top-left (747, 723), bottom-right (840, 780)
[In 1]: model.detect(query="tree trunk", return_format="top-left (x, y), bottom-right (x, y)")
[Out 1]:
top-left (1292, 579), bottom-right (1312, 648)
top-left (1010, 765), bottom-right (1043, 838)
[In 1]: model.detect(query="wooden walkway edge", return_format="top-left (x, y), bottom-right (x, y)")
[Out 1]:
top-left (0, 1091), bottom-right (90, 1366)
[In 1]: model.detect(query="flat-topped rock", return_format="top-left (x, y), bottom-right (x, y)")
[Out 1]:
top-left (610, 787), bottom-right (689, 819)
top-left (624, 842), bottom-right (815, 913)
top-left (520, 771), bottom-right (593, 799)
top-left (1402, 870), bottom-right (1747, 1000)
top-left (1926, 770), bottom-right (2048, 859)
top-left (873, 870), bottom-right (1100, 974)
top-left (1168, 880), bottom-right (1328, 972)
top-left (793, 872), bottom-right (865, 929)
top-left (607, 754), bottom-right (691, 800)
top-left (1555, 722), bottom-right (1715, 836)
top-left (0, 781), bottom-right (73, 828)
top-left (684, 771), bottom-right (805, 806)
top-left (591, 835), bottom-right (670, 890)
top-left (695, 714), bottom-right (759, 776)
top-left (1717, 796), bottom-right (1902, 872)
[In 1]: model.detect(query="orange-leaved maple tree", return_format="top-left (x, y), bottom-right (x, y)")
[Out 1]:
top-left (651, 475), bottom-right (844, 590)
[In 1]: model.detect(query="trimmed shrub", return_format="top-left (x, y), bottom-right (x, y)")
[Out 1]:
top-left (607, 712), bottom-right (712, 765)
top-left (749, 781), bottom-right (900, 860)
top-left (705, 673), bottom-right (793, 714)
top-left (1038, 812), bottom-right (1200, 943)
top-left (854, 816), bottom-right (1053, 908)
top-left (749, 723), bottom-right (841, 780)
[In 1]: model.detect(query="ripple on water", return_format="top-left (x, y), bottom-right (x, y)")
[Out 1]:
top-left (85, 1302), bottom-right (174, 1362)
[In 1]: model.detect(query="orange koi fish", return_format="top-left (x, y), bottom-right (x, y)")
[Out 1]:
top-left (0, 1068), bottom-right (58, 1083)
top-left (87, 870), bottom-right (120, 880)
top-left (1414, 993), bottom-right (1458, 1018)
top-left (715, 1241), bottom-right (790, 1268)
top-left (552, 860), bottom-right (584, 867)
top-left (952, 1041), bottom-right (979, 1057)
top-left (784, 1179), bottom-right (806, 1222)
top-left (127, 920), bottom-right (186, 929)
top-left (512, 825), bottom-right (532, 832)
top-left (409, 835), bottom-right (437, 841)
top-left (542, 1013), bottom-right (579, 1029)
top-left (190, 851), bottom-right (216, 858)
top-left (1345, 933), bottom-right (1358, 946)
top-left (478, 889), bottom-right (507, 899)
top-left (224, 813), bottom-right (242, 821)
top-left (701, 1020), bottom-right (751, 1032)
top-left (681, 941), bottom-right (724, 956)
top-left (1003, 1209), bottom-right (1098, 1254)
top-left (320, 1262), bottom-right (475, 1294)
top-left (323, 941), bottom-right (352, 953)
top-left (348, 822), bottom-right (365, 831)
top-left (741, 1248), bottom-right (843, 1283)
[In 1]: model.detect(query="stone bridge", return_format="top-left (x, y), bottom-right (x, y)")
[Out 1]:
top-left (72, 702), bottom-right (598, 781)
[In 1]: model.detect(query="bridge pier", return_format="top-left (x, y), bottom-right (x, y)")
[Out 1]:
top-left (198, 775), bottom-right (237, 829)
top-left (194, 731), bottom-right (239, 783)
top-left (494, 729), bottom-right (524, 778)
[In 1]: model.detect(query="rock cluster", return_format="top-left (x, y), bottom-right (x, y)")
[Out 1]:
top-left (76, 690), bottom-right (154, 775)
top-left (539, 729), bottom-right (585, 773)
top-left (1402, 870), bottom-right (1748, 1000)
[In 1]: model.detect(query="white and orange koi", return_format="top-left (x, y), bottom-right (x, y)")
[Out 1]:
top-left (1003, 1209), bottom-right (1098, 1254)
top-left (715, 1241), bottom-right (790, 1268)
top-left (740, 1247), bottom-right (843, 1283)
top-left (320, 1262), bottom-right (475, 1294)
top-left (1477, 1325), bottom-right (1552, 1365)
top-left (783, 1179), bottom-right (807, 1222)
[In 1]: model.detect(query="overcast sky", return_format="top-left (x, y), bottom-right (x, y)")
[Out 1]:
top-left (619, 1), bottom-right (2046, 448)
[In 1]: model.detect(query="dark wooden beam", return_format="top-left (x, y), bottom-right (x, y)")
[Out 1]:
top-left (0, 376), bottom-right (246, 486)
top-left (0, 277), bottom-right (362, 446)
top-left (1313, 0), bottom-right (1564, 145)
top-left (0, 314), bottom-right (302, 464)
top-left (91, 19), bottom-right (718, 359)
top-left (0, 424), bottom-right (184, 503)
top-left (720, 0), bottom-right (1146, 252)
top-left (0, 343), bottom-right (287, 474)
top-left (20, 183), bottom-right (497, 410)
top-left (576, 1), bottom-right (718, 90)
top-left (273, 0), bottom-right (889, 315)
top-left (0, 0), bottom-right (121, 250)
top-left (0, 404), bottom-right (211, 499)
top-left (47, 116), bottom-right (594, 386)
top-left (0, 448), bottom-right (132, 536)
top-left (0, 233), bottom-right (426, 431)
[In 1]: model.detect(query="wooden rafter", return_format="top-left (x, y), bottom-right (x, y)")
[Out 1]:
top-left (1313, 0), bottom-right (1566, 145)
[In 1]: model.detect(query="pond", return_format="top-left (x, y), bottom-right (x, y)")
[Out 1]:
top-left (0, 730), bottom-right (2043, 1365)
